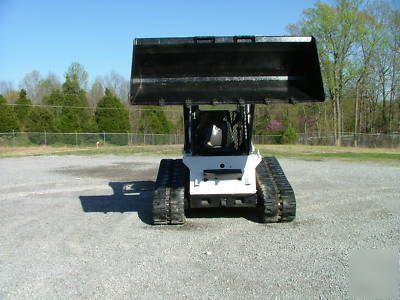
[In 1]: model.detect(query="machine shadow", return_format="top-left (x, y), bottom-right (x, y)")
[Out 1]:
top-left (80, 181), bottom-right (261, 224)
top-left (79, 181), bottom-right (154, 225)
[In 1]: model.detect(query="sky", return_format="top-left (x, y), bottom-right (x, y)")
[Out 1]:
top-left (0, 0), bottom-right (330, 87)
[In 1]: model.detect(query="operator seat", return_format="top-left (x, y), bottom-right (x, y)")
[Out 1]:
top-left (200, 119), bottom-right (234, 155)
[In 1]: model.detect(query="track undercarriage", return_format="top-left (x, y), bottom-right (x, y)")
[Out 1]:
top-left (152, 159), bottom-right (186, 225)
top-left (152, 157), bottom-right (296, 224)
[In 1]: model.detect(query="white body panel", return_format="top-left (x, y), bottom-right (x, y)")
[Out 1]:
top-left (182, 153), bottom-right (262, 195)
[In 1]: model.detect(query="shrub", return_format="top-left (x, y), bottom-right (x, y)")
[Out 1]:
top-left (137, 106), bottom-right (174, 134)
top-left (281, 124), bottom-right (298, 144)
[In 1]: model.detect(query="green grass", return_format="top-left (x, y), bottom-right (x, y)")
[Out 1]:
top-left (260, 150), bottom-right (400, 162)
top-left (258, 144), bottom-right (400, 164)
top-left (59, 146), bottom-right (182, 157)
top-left (0, 145), bottom-right (182, 158)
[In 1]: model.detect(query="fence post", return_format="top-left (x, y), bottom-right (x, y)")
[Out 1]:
top-left (12, 130), bottom-right (15, 147)
top-left (103, 132), bottom-right (106, 144)
top-left (127, 132), bottom-right (129, 146)
top-left (44, 130), bottom-right (47, 146)
top-left (75, 132), bottom-right (78, 146)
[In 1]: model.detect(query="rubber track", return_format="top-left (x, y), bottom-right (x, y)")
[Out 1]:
top-left (256, 157), bottom-right (296, 223)
top-left (153, 159), bottom-right (186, 225)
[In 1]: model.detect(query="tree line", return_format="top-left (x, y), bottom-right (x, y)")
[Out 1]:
top-left (0, 63), bottom-right (176, 144)
top-left (1, 0), bottom-right (399, 147)
top-left (285, 0), bottom-right (399, 145)
top-left (254, 0), bottom-right (399, 146)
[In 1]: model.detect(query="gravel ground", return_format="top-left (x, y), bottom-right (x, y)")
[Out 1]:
top-left (0, 155), bottom-right (399, 299)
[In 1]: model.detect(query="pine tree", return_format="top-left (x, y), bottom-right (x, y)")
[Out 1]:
top-left (95, 89), bottom-right (130, 132)
top-left (59, 74), bottom-right (96, 132)
top-left (25, 107), bottom-right (57, 132)
top-left (14, 89), bottom-right (32, 130)
top-left (25, 107), bottom-right (57, 144)
top-left (43, 74), bottom-right (97, 133)
top-left (95, 89), bottom-right (130, 144)
top-left (0, 94), bottom-right (19, 132)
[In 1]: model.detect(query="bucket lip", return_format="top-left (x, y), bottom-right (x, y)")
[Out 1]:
top-left (134, 36), bottom-right (314, 46)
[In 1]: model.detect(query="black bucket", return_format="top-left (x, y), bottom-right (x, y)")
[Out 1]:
top-left (130, 36), bottom-right (325, 105)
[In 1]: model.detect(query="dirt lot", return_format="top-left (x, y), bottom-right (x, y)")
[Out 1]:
top-left (0, 155), bottom-right (399, 299)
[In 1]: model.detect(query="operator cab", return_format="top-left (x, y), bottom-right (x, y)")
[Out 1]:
top-left (185, 105), bottom-right (254, 156)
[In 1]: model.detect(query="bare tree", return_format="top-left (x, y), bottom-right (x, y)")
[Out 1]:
top-left (19, 70), bottom-right (42, 102)
top-left (19, 71), bottom-right (61, 103)
top-left (37, 72), bottom-right (61, 101)
top-left (87, 79), bottom-right (104, 107)
top-left (97, 71), bottom-right (129, 102)
top-left (387, 7), bottom-right (400, 132)
top-left (288, 0), bottom-right (365, 145)
top-left (65, 62), bottom-right (89, 90)
top-left (352, 3), bottom-right (385, 144)
top-left (0, 80), bottom-right (14, 96)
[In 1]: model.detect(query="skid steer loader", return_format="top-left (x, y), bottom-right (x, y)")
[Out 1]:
top-left (130, 36), bottom-right (324, 224)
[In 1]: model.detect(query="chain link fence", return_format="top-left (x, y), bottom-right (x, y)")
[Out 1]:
top-left (0, 132), bottom-right (184, 147)
top-left (293, 132), bottom-right (400, 148)
top-left (0, 131), bottom-right (399, 148)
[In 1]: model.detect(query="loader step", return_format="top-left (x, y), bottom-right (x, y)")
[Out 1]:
top-left (153, 159), bottom-right (186, 225)
top-left (256, 157), bottom-right (296, 223)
